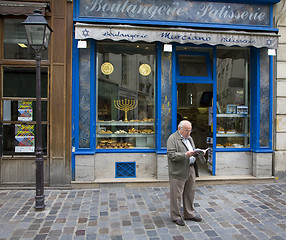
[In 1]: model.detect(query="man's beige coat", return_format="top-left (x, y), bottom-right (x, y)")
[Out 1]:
top-left (167, 131), bottom-right (205, 180)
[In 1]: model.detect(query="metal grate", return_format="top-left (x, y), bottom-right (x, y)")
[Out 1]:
top-left (115, 162), bottom-right (136, 178)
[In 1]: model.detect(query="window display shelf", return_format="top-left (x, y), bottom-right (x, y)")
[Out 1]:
top-left (97, 121), bottom-right (154, 126)
top-left (217, 114), bottom-right (248, 118)
top-left (216, 112), bottom-right (249, 147)
top-left (216, 133), bottom-right (248, 137)
top-left (96, 120), bottom-right (155, 149)
top-left (97, 133), bottom-right (155, 138)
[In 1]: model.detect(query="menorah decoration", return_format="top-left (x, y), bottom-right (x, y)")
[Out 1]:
top-left (114, 98), bottom-right (138, 122)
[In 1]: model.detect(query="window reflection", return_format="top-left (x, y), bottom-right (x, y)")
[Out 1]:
top-left (216, 47), bottom-right (250, 149)
top-left (4, 18), bottom-right (48, 60)
top-left (96, 41), bottom-right (156, 149)
top-left (3, 67), bottom-right (48, 98)
top-left (179, 55), bottom-right (208, 77)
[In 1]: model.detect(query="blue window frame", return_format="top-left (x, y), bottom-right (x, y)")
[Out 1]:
top-left (172, 46), bottom-right (214, 132)
top-left (72, 0), bottom-right (277, 178)
top-left (176, 52), bottom-right (212, 82)
top-left (172, 45), bottom-right (216, 174)
top-left (72, 42), bottom-right (274, 180)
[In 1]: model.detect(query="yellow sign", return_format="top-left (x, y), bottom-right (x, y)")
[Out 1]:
top-left (101, 62), bottom-right (114, 75)
top-left (139, 64), bottom-right (151, 76)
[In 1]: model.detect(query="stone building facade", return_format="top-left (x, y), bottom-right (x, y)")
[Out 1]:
top-left (274, 0), bottom-right (286, 181)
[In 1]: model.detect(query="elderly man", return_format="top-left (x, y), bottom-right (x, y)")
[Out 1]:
top-left (167, 120), bottom-right (203, 226)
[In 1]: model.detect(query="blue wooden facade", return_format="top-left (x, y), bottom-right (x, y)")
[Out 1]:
top-left (72, 0), bottom-right (280, 180)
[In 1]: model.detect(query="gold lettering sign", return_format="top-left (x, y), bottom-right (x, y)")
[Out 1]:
top-left (139, 64), bottom-right (151, 76)
top-left (101, 62), bottom-right (114, 75)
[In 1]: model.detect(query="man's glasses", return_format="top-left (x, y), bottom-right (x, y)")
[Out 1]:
top-left (183, 129), bottom-right (192, 133)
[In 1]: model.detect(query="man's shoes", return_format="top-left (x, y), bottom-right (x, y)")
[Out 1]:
top-left (173, 218), bottom-right (185, 226)
top-left (184, 216), bottom-right (202, 222)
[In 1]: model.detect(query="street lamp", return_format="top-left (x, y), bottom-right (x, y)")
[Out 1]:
top-left (23, 9), bottom-right (52, 211)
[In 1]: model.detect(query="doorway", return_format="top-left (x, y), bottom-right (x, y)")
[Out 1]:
top-left (177, 83), bottom-right (213, 176)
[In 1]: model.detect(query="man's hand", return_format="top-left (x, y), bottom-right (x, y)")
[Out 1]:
top-left (185, 150), bottom-right (196, 158)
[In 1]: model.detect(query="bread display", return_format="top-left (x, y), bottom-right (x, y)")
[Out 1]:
top-left (128, 128), bottom-right (140, 134)
top-left (141, 129), bottom-right (154, 134)
top-left (96, 118), bottom-right (155, 149)
top-left (216, 111), bottom-right (249, 149)
top-left (142, 118), bottom-right (155, 122)
top-left (114, 130), bottom-right (127, 134)
top-left (217, 126), bottom-right (225, 133)
top-left (96, 140), bottom-right (134, 149)
top-left (224, 142), bottom-right (233, 147)
top-left (100, 130), bottom-right (112, 134)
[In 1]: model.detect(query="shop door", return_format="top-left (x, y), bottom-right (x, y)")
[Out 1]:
top-left (176, 49), bottom-right (214, 176)
top-left (177, 83), bottom-right (213, 176)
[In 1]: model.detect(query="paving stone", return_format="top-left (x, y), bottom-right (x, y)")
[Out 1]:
top-left (146, 230), bottom-right (158, 237)
top-left (122, 220), bottom-right (131, 226)
top-left (49, 230), bottom-right (62, 237)
top-left (39, 226), bottom-right (51, 234)
top-left (271, 237), bottom-right (285, 240)
top-left (110, 236), bottom-right (123, 240)
top-left (0, 183), bottom-right (285, 239)
top-left (22, 231), bottom-right (36, 238)
top-left (85, 234), bottom-right (96, 240)
top-left (110, 227), bottom-right (122, 236)
top-left (189, 225), bottom-right (202, 232)
top-left (34, 234), bottom-right (48, 240)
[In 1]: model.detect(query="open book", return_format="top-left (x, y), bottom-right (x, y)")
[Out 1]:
top-left (194, 148), bottom-right (209, 155)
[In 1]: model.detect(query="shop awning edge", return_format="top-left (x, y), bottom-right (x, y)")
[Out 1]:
top-left (75, 23), bottom-right (279, 49)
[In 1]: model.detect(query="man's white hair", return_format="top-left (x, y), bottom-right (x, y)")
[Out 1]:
top-left (178, 120), bottom-right (192, 129)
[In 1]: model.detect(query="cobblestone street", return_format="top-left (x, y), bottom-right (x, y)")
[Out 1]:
top-left (0, 183), bottom-right (285, 239)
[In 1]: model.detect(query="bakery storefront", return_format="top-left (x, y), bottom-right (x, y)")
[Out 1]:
top-left (72, 0), bottom-right (279, 183)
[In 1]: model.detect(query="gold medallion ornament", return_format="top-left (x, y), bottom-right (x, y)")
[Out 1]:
top-left (139, 64), bottom-right (151, 76)
top-left (101, 62), bottom-right (114, 75)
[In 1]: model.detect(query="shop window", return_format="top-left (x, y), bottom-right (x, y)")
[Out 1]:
top-left (96, 41), bottom-right (156, 150)
top-left (216, 47), bottom-right (250, 149)
top-left (4, 18), bottom-right (48, 60)
top-left (1, 67), bottom-right (49, 155)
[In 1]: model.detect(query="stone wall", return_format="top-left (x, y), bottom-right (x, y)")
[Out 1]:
top-left (75, 153), bottom-right (157, 181)
top-left (215, 152), bottom-right (252, 176)
top-left (274, 0), bottom-right (286, 181)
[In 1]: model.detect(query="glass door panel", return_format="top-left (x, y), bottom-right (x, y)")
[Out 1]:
top-left (177, 83), bottom-right (213, 176)
top-left (178, 55), bottom-right (208, 77)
